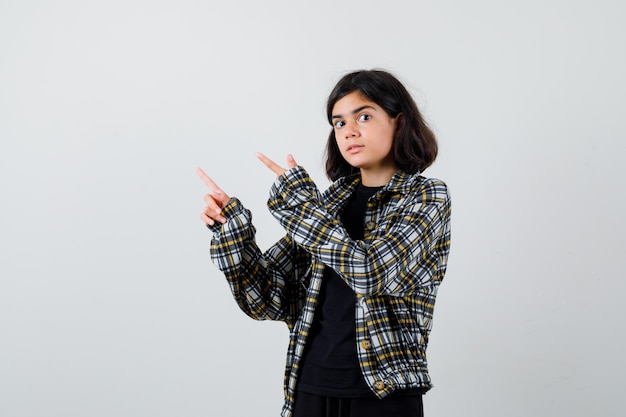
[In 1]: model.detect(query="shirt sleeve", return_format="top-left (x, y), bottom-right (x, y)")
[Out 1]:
top-left (208, 197), bottom-right (310, 327)
top-left (267, 166), bottom-right (451, 296)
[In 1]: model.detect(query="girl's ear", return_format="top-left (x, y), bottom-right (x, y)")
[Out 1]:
top-left (394, 113), bottom-right (404, 130)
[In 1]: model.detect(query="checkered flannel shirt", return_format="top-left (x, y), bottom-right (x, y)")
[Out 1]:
top-left (208, 166), bottom-right (451, 417)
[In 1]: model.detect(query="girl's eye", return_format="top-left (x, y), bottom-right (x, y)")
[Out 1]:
top-left (334, 120), bottom-right (345, 128)
top-left (358, 114), bottom-right (371, 122)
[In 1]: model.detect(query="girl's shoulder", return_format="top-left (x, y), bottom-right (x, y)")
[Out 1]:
top-left (387, 170), bottom-right (448, 195)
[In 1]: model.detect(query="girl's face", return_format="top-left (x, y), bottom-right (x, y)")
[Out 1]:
top-left (331, 91), bottom-right (399, 184)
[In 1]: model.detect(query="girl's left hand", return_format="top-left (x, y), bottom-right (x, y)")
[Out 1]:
top-left (256, 152), bottom-right (298, 177)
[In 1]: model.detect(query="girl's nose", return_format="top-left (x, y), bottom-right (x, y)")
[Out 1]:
top-left (343, 122), bottom-right (359, 139)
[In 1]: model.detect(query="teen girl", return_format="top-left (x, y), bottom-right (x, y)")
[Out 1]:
top-left (198, 70), bottom-right (451, 417)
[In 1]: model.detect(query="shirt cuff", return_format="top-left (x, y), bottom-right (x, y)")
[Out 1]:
top-left (269, 166), bottom-right (317, 208)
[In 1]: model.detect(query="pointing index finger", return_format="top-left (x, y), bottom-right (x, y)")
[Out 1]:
top-left (256, 152), bottom-right (286, 176)
top-left (196, 167), bottom-right (222, 194)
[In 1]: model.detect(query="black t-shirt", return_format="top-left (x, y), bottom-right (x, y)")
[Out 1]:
top-left (296, 184), bottom-right (382, 397)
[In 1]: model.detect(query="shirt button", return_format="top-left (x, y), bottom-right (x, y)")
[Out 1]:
top-left (365, 221), bottom-right (376, 231)
top-left (374, 381), bottom-right (386, 391)
top-left (357, 295), bottom-right (366, 307)
top-left (360, 339), bottom-right (372, 350)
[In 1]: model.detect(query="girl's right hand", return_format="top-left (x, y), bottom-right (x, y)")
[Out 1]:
top-left (196, 167), bottom-right (231, 226)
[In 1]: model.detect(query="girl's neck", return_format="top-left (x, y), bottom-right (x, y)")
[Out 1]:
top-left (360, 166), bottom-right (397, 187)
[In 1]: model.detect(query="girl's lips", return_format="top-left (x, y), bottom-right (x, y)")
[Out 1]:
top-left (346, 145), bottom-right (363, 154)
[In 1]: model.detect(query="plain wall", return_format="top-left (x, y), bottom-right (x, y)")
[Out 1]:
top-left (1, 0), bottom-right (625, 416)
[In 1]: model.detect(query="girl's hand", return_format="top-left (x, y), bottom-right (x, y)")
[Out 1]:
top-left (196, 167), bottom-right (231, 226)
top-left (256, 152), bottom-right (298, 177)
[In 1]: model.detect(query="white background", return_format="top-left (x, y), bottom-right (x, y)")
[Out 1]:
top-left (1, 1), bottom-right (625, 416)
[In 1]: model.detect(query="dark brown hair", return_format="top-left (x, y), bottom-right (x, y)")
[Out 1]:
top-left (325, 70), bottom-right (438, 181)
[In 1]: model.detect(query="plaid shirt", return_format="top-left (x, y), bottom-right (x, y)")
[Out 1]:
top-left (208, 166), bottom-right (451, 417)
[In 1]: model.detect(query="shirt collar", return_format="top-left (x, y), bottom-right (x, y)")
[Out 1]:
top-left (381, 169), bottom-right (421, 195)
top-left (324, 170), bottom-right (421, 213)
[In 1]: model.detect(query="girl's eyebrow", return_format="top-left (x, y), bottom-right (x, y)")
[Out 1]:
top-left (331, 105), bottom-right (376, 119)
